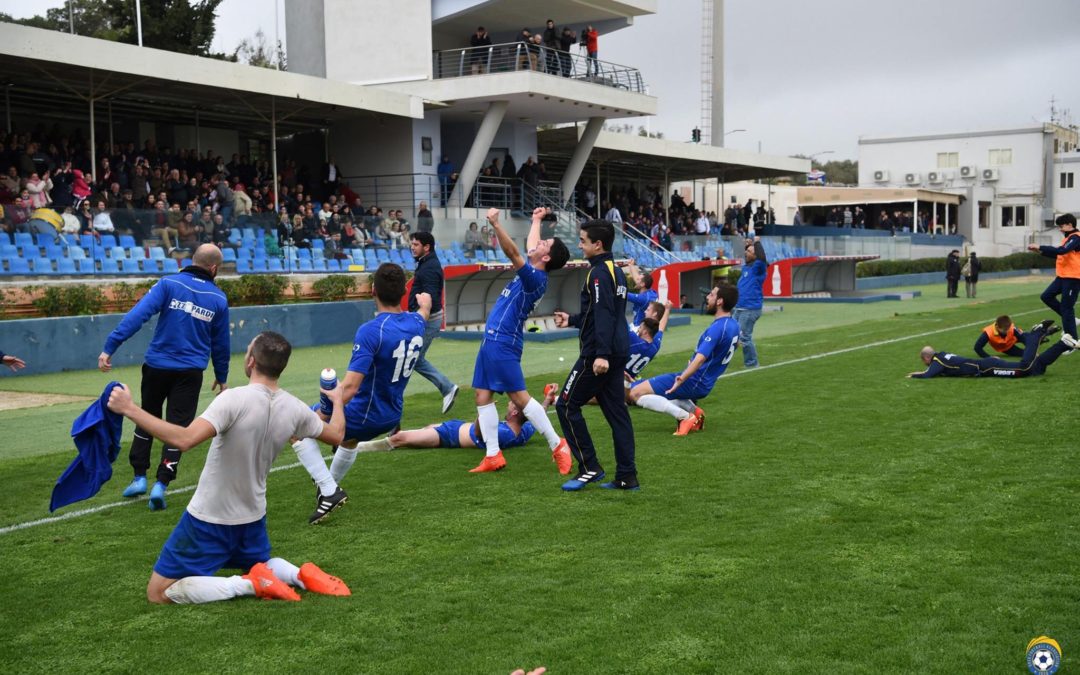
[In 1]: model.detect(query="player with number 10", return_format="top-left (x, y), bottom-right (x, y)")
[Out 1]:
top-left (290, 263), bottom-right (431, 523)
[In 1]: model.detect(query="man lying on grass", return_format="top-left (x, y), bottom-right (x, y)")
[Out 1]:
top-left (908, 320), bottom-right (1076, 379)
top-left (107, 331), bottom-right (351, 604)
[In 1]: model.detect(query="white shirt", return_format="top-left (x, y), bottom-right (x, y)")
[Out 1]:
top-left (605, 207), bottom-right (623, 224)
top-left (93, 211), bottom-right (115, 232)
top-left (695, 215), bottom-right (710, 234)
top-left (187, 384), bottom-right (324, 525)
top-left (61, 213), bottom-right (81, 234)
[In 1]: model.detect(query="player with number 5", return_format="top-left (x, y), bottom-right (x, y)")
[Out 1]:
top-left (628, 284), bottom-right (741, 436)
top-left (290, 263), bottom-right (430, 524)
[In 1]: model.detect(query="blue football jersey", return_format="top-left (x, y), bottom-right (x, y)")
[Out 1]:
top-left (627, 289), bottom-right (658, 326)
top-left (483, 263), bottom-right (547, 349)
top-left (685, 316), bottom-right (740, 393)
top-left (470, 421), bottom-right (536, 449)
top-left (625, 329), bottom-right (662, 377)
top-left (344, 311), bottom-right (427, 426)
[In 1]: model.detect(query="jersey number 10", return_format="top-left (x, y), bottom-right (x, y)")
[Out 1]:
top-left (391, 336), bottom-right (425, 383)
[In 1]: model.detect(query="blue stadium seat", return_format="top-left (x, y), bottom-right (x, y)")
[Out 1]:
top-left (298, 259), bottom-right (313, 272)
top-left (313, 259), bottom-right (327, 272)
top-left (252, 247), bottom-right (266, 260)
top-left (100, 258), bottom-right (120, 274)
top-left (121, 259), bottom-right (142, 275)
top-left (35, 233), bottom-right (54, 248)
top-left (76, 259), bottom-right (96, 274)
top-left (312, 248), bottom-right (325, 260)
top-left (310, 239), bottom-right (325, 250)
top-left (161, 259), bottom-right (180, 274)
top-left (0, 232), bottom-right (9, 245)
top-left (149, 247), bottom-right (166, 260)
top-left (119, 235), bottom-right (137, 248)
top-left (110, 246), bottom-right (127, 260)
top-left (101, 234), bottom-right (117, 249)
top-left (79, 234), bottom-right (96, 249)
top-left (251, 259), bottom-right (268, 273)
top-left (180, 258), bottom-right (192, 268)
top-left (267, 258), bottom-right (284, 272)
top-left (242, 228), bottom-right (256, 240)
top-left (221, 248), bottom-right (236, 263)
top-left (8, 257), bottom-right (30, 274)
top-left (0, 244), bottom-right (17, 258)
top-left (236, 259), bottom-right (252, 274)
top-left (32, 257), bottom-right (55, 274)
top-left (128, 247), bottom-right (146, 261)
top-left (297, 248), bottom-right (312, 260)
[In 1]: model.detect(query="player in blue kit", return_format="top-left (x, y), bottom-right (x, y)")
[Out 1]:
top-left (470, 207), bottom-right (573, 474)
top-left (290, 263), bottom-right (431, 524)
top-left (624, 299), bottom-right (673, 383)
top-left (360, 383), bottom-right (558, 452)
top-left (629, 284), bottom-right (741, 436)
top-left (625, 258), bottom-right (658, 329)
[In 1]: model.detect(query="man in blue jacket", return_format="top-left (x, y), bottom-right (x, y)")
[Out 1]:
top-left (734, 236), bottom-right (767, 367)
top-left (98, 244), bottom-right (230, 510)
top-left (554, 220), bottom-right (638, 491)
top-left (408, 231), bottom-right (458, 413)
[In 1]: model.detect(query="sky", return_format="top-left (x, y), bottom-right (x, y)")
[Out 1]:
top-left (3, 0), bottom-right (1077, 161)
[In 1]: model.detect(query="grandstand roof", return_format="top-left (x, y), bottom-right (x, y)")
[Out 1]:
top-left (796, 186), bottom-right (962, 207)
top-left (0, 23), bottom-right (423, 134)
top-left (432, 0), bottom-right (656, 43)
top-left (538, 126), bottom-right (811, 184)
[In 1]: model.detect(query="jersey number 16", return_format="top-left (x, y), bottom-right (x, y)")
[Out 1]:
top-left (391, 336), bottom-right (424, 382)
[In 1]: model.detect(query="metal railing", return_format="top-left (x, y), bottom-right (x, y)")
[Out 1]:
top-left (433, 42), bottom-right (646, 94)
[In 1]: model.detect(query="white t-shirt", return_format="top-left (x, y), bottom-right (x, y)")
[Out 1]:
top-left (186, 383), bottom-right (325, 525)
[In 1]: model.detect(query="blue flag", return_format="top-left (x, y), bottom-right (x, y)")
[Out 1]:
top-left (50, 382), bottom-right (125, 512)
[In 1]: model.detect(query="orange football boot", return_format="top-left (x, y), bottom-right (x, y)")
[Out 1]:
top-left (298, 562), bottom-right (351, 596)
top-left (469, 452), bottom-right (507, 473)
top-left (244, 562), bottom-right (300, 601)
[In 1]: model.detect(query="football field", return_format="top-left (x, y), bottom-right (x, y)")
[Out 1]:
top-left (1, 277), bottom-right (1076, 673)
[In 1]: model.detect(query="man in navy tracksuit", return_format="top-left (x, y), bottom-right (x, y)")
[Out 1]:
top-left (99, 244), bottom-right (230, 510)
top-left (553, 220), bottom-right (638, 491)
top-left (908, 320), bottom-right (1073, 379)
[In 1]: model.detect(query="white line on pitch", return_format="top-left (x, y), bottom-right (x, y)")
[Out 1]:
top-left (0, 308), bottom-right (1051, 536)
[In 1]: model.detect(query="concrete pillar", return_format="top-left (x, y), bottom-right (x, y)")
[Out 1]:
top-left (89, 95), bottom-right (96, 183)
top-left (448, 100), bottom-right (508, 209)
top-left (559, 116), bottom-right (604, 208)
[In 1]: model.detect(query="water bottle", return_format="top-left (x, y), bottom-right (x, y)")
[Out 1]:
top-left (319, 368), bottom-right (337, 416)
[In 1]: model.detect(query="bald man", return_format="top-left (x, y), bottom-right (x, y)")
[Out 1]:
top-left (908, 320), bottom-right (1071, 379)
top-left (100, 244), bottom-right (231, 510)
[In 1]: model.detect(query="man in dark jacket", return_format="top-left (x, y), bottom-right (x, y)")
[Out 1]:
top-left (945, 249), bottom-right (961, 298)
top-left (963, 252), bottom-right (981, 298)
top-left (409, 231), bottom-right (458, 413)
top-left (553, 220), bottom-right (638, 491)
top-left (98, 244), bottom-right (230, 510)
top-left (469, 26), bottom-right (491, 74)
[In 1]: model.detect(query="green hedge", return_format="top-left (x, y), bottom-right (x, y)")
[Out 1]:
top-left (856, 252), bottom-right (1054, 278)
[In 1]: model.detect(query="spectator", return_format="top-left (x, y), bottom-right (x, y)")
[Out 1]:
top-left (0, 166), bottom-right (20, 197)
top-left (152, 200), bottom-right (178, 250)
top-left (583, 25), bottom-right (599, 75)
top-left (211, 213), bottom-right (231, 248)
top-left (694, 210), bottom-right (710, 235)
top-left (604, 201), bottom-right (623, 225)
top-left (516, 29), bottom-right (534, 70)
top-left (469, 26), bottom-right (491, 74)
top-left (542, 19), bottom-right (560, 74)
top-left (963, 252), bottom-right (982, 298)
top-left (25, 172), bottom-right (52, 208)
top-left (464, 221), bottom-right (484, 255)
top-left (176, 211), bottom-right (199, 250)
top-left (61, 206), bottom-right (81, 235)
top-left (93, 200), bottom-right (116, 233)
top-left (416, 201), bottom-right (434, 233)
top-left (559, 27), bottom-right (577, 76)
top-left (946, 249), bottom-right (961, 298)
top-left (437, 155), bottom-right (454, 206)
top-left (290, 214), bottom-right (310, 248)
top-left (233, 183), bottom-right (252, 222)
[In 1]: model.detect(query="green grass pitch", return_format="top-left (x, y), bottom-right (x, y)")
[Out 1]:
top-left (0, 277), bottom-right (1076, 673)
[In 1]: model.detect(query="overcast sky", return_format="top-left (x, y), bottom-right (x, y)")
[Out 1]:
top-left (3, 0), bottom-right (1077, 160)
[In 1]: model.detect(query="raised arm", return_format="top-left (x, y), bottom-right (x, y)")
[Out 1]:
top-left (108, 383), bottom-right (217, 451)
top-left (658, 299), bottom-right (674, 333)
top-left (526, 207), bottom-right (545, 252)
top-left (486, 207), bottom-right (525, 269)
top-left (414, 292), bottom-right (432, 322)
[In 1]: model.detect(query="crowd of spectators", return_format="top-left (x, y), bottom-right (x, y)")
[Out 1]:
top-left (0, 125), bottom-right (436, 256)
top-left (465, 20), bottom-right (598, 78)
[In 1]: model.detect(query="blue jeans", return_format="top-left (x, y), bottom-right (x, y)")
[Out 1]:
top-left (732, 307), bottom-right (762, 367)
top-left (413, 311), bottom-right (454, 395)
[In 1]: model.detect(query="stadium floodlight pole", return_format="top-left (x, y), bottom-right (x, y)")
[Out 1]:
top-left (135, 0), bottom-right (143, 46)
top-left (68, 1), bottom-right (74, 34)
top-left (271, 96), bottom-right (279, 213)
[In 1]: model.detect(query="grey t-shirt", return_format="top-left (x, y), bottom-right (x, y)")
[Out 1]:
top-left (187, 383), bottom-right (324, 525)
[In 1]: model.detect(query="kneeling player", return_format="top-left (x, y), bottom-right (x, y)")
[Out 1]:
top-left (628, 285), bottom-right (740, 435)
top-left (290, 263), bottom-right (430, 524)
top-left (374, 384), bottom-right (558, 452)
top-left (107, 331), bottom-right (350, 604)
top-left (910, 320), bottom-right (1071, 378)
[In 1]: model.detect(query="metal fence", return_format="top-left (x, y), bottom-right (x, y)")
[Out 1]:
top-left (433, 42), bottom-right (646, 94)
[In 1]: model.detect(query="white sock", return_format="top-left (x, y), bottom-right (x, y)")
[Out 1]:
top-left (636, 394), bottom-right (690, 420)
top-left (164, 576), bottom-right (253, 604)
top-left (672, 399), bottom-right (697, 414)
top-left (354, 437), bottom-right (394, 453)
top-left (329, 446), bottom-right (358, 483)
top-left (292, 438), bottom-right (338, 497)
top-left (265, 557), bottom-right (305, 590)
top-left (477, 403), bottom-right (501, 457)
top-left (522, 398), bottom-right (560, 449)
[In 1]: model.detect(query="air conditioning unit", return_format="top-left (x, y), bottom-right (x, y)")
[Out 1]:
top-left (959, 165), bottom-right (977, 179)
top-left (872, 170), bottom-right (889, 182)
top-left (927, 171), bottom-right (945, 184)
top-left (982, 168), bottom-right (999, 181)
top-left (905, 172), bottom-right (921, 185)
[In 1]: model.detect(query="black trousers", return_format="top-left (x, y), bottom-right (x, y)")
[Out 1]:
top-left (129, 364), bottom-right (203, 484)
top-left (556, 356), bottom-right (637, 481)
top-left (946, 277), bottom-right (959, 297)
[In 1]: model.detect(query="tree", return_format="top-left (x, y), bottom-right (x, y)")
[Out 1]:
top-left (233, 29), bottom-right (287, 70)
top-left (0, 0), bottom-right (225, 57)
top-left (637, 126), bottom-right (663, 139)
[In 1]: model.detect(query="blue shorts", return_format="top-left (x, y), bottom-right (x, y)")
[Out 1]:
top-left (153, 511), bottom-right (270, 579)
top-left (312, 402), bottom-right (398, 443)
top-left (472, 339), bottom-right (526, 394)
top-left (434, 419), bottom-right (465, 448)
top-left (636, 373), bottom-right (708, 401)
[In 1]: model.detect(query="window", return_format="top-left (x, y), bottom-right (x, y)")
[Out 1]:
top-left (978, 201), bottom-right (990, 229)
top-left (989, 148), bottom-right (1013, 166)
top-left (1061, 172), bottom-right (1075, 189)
top-left (1000, 205), bottom-right (1026, 228)
top-left (936, 152), bottom-right (959, 168)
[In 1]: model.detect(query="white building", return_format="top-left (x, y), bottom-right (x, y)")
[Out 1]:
top-left (1054, 151), bottom-right (1080, 217)
top-left (858, 124), bottom-right (1078, 256)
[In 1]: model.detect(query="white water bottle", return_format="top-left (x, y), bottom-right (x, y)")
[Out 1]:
top-left (770, 265), bottom-right (781, 296)
top-left (656, 269), bottom-right (669, 304)
top-left (319, 368), bottom-right (337, 416)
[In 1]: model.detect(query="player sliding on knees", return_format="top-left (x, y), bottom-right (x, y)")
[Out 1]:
top-left (352, 383), bottom-right (559, 453)
top-left (627, 284), bottom-right (741, 435)
top-left (290, 263), bottom-right (430, 524)
top-left (587, 299), bottom-right (671, 405)
top-left (468, 207), bottom-right (573, 474)
top-left (107, 331), bottom-right (351, 604)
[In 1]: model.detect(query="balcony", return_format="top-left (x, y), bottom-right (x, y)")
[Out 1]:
top-left (433, 42), bottom-right (645, 94)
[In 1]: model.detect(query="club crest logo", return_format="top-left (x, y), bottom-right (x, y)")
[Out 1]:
top-left (1027, 636), bottom-right (1062, 674)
